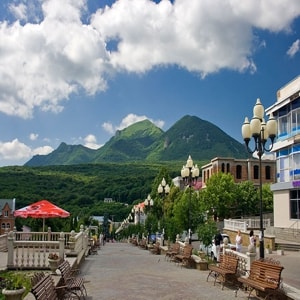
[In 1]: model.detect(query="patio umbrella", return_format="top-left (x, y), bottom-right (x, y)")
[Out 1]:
top-left (14, 199), bottom-right (70, 232)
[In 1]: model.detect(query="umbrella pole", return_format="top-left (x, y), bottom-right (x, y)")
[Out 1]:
top-left (43, 218), bottom-right (45, 240)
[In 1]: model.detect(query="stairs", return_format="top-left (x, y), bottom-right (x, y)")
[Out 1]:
top-left (273, 227), bottom-right (300, 251)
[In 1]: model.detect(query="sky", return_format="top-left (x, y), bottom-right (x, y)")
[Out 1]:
top-left (0, 0), bottom-right (300, 167)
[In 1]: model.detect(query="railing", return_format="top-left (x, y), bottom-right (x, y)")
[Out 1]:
top-left (4, 225), bottom-right (90, 270)
top-left (0, 233), bottom-right (8, 251)
top-left (224, 218), bottom-right (271, 231)
top-left (289, 220), bottom-right (300, 236)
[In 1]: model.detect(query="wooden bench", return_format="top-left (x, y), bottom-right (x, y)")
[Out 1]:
top-left (206, 253), bottom-right (239, 289)
top-left (58, 260), bottom-right (88, 299)
top-left (237, 259), bottom-right (284, 299)
top-left (174, 244), bottom-right (193, 268)
top-left (150, 242), bottom-right (161, 255)
top-left (31, 272), bottom-right (79, 299)
top-left (165, 242), bottom-right (180, 261)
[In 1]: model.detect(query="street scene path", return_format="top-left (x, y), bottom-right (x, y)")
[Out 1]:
top-left (81, 242), bottom-right (300, 300)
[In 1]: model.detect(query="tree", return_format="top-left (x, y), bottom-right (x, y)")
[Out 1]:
top-left (201, 172), bottom-right (237, 220)
top-left (236, 181), bottom-right (259, 216)
top-left (197, 220), bottom-right (217, 256)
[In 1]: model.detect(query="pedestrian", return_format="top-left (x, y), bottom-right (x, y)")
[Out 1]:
top-left (235, 230), bottom-right (243, 252)
top-left (249, 230), bottom-right (256, 247)
top-left (214, 230), bottom-right (223, 262)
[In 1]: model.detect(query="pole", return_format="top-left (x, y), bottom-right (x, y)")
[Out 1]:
top-left (188, 173), bottom-right (192, 245)
top-left (258, 140), bottom-right (264, 259)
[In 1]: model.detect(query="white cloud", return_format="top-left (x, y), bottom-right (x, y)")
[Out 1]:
top-left (287, 39), bottom-right (300, 58)
top-left (32, 145), bottom-right (53, 156)
top-left (0, 139), bottom-right (53, 166)
top-left (9, 3), bottom-right (27, 21)
top-left (102, 113), bottom-right (165, 135)
top-left (0, 139), bottom-right (31, 160)
top-left (29, 133), bottom-right (39, 141)
top-left (83, 134), bottom-right (102, 149)
top-left (0, 0), bottom-right (300, 119)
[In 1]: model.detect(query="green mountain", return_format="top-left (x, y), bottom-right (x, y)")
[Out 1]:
top-left (25, 115), bottom-right (248, 166)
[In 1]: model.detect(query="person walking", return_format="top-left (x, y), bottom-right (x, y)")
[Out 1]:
top-left (214, 230), bottom-right (223, 262)
top-left (235, 230), bottom-right (243, 252)
top-left (249, 230), bottom-right (256, 247)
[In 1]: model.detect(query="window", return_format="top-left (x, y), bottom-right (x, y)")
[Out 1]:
top-left (4, 211), bottom-right (8, 217)
top-left (265, 166), bottom-right (271, 180)
top-left (1, 223), bottom-right (5, 229)
top-left (236, 165), bottom-right (242, 179)
top-left (221, 163), bottom-right (225, 172)
top-left (6, 223), bottom-right (10, 229)
top-left (253, 165), bottom-right (259, 179)
top-left (226, 163), bottom-right (230, 173)
top-left (290, 190), bottom-right (300, 219)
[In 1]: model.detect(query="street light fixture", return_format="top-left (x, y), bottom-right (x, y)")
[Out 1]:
top-left (241, 98), bottom-right (277, 259)
top-left (144, 194), bottom-right (154, 244)
top-left (180, 155), bottom-right (199, 244)
top-left (158, 177), bottom-right (170, 245)
top-left (132, 205), bottom-right (144, 225)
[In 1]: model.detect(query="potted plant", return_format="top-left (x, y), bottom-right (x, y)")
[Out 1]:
top-left (48, 253), bottom-right (61, 274)
top-left (1, 273), bottom-right (26, 300)
top-left (265, 243), bottom-right (272, 254)
top-left (276, 245), bottom-right (284, 256)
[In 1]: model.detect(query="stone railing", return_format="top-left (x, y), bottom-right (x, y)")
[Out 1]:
top-left (0, 233), bottom-right (8, 251)
top-left (224, 218), bottom-right (271, 231)
top-left (4, 225), bottom-right (90, 270)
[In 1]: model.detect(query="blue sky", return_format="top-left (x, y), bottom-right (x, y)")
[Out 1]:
top-left (0, 0), bottom-right (300, 166)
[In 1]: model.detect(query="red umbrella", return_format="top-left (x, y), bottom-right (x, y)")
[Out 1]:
top-left (14, 199), bottom-right (70, 232)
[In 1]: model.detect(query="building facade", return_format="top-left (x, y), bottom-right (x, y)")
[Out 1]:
top-left (266, 75), bottom-right (300, 229)
top-left (0, 199), bottom-right (16, 235)
top-left (201, 157), bottom-right (276, 188)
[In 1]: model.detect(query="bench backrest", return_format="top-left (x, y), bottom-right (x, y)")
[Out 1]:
top-left (183, 245), bottom-right (193, 257)
top-left (172, 243), bottom-right (180, 252)
top-left (31, 274), bottom-right (58, 300)
top-left (58, 260), bottom-right (72, 280)
top-left (219, 254), bottom-right (239, 272)
top-left (249, 260), bottom-right (284, 288)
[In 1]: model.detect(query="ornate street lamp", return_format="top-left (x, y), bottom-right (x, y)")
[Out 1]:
top-left (144, 194), bottom-right (154, 244)
top-left (132, 204), bottom-right (144, 225)
top-left (242, 98), bottom-right (277, 259)
top-left (180, 155), bottom-right (199, 244)
top-left (158, 177), bottom-right (170, 245)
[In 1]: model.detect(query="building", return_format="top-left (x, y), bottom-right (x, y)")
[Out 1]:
top-left (266, 75), bottom-right (300, 231)
top-left (201, 157), bottom-right (276, 188)
top-left (0, 198), bottom-right (16, 235)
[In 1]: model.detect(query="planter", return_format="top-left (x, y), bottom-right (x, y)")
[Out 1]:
top-left (48, 258), bottom-right (60, 274)
top-left (265, 248), bottom-right (272, 254)
top-left (2, 287), bottom-right (25, 300)
top-left (195, 261), bottom-right (208, 271)
top-left (277, 249), bottom-right (284, 256)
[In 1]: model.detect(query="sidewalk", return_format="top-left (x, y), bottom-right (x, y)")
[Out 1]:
top-left (1, 242), bottom-right (299, 299)
top-left (81, 242), bottom-right (300, 300)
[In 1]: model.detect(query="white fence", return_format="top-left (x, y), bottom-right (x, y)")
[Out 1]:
top-left (224, 218), bottom-right (271, 232)
top-left (3, 225), bottom-right (90, 270)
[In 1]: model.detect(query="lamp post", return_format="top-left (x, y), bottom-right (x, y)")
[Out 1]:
top-left (180, 155), bottom-right (199, 244)
top-left (144, 194), bottom-right (154, 244)
top-left (132, 204), bottom-right (143, 225)
top-left (158, 178), bottom-right (170, 245)
top-left (242, 98), bottom-right (277, 259)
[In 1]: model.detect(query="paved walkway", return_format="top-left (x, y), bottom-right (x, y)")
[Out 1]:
top-left (1, 242), bottom-right (299, 299)
top-left (81, 242), bottom-right (300, 300)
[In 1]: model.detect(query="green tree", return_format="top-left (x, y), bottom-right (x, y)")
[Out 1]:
top-left (236, 181), bottom-right (259, 216)
top-left (201, 172), bottom-right (237, 220)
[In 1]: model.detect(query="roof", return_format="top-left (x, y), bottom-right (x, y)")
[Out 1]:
top-left (0, 198), bottom-right (16, 211)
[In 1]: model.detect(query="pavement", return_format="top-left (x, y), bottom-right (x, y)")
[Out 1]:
top-left (1, 242), bottom-right (300, 299)
top-left (80, 241), bottom-right (300, 300)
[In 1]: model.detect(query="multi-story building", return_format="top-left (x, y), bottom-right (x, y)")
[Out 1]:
top-left (266, 75), bottom-right (300, 230)
top-left (201, 157), bottom-right (276, 188)
top-left (0, 198), bottom-right (16, 235)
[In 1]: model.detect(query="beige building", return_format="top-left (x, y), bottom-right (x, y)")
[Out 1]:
top-left (266, 75), bottom-right (300, 230)
top-left (201, 157), bottom-right (276, 188)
